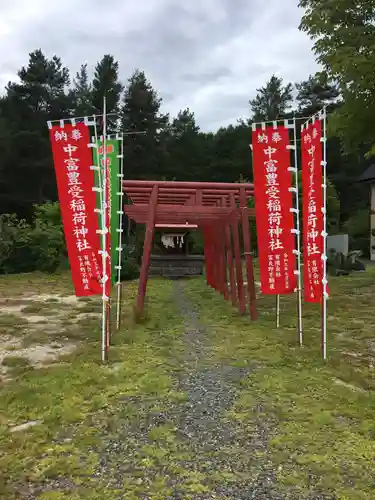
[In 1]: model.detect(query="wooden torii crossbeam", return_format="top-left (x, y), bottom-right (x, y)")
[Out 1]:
top-left (123, 180), bottom-right (258, 321)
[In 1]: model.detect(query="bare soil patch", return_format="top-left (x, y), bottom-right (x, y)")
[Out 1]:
top-left (0, 293), bottom-right (99, 380)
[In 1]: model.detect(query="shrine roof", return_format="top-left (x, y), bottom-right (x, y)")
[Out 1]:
top-left (358, 164), bottom-right (375, 183)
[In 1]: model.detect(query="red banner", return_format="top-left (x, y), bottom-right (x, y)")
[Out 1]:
top-left (49, 122), bottom-right (103, 296)
top-left (301, 120), bottom-right (327, 303)
top-left (252, 125), bottom-right (297, 295)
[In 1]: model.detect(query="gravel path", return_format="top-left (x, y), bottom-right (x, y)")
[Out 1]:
top-left (171, 281), bottom-right (283, 499)
top-left (97, 281), bottom-right (334, 499)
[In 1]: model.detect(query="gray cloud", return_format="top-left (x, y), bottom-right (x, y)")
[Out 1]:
top-left (0, 0), bottom-right (319, 131)
top-left (181, 67), bottom-right (233, 84)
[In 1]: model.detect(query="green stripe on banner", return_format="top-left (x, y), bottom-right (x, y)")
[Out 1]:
top-left (93, 139), bottom-right (121, 286)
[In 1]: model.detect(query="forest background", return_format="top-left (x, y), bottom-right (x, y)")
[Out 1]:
top-left (0, 0), bottom-right (373, 274)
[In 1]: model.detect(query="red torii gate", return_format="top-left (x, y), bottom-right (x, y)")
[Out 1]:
top-left (123, 180), bottom-right (258, 321)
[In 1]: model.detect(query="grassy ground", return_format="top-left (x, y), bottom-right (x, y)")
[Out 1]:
top-left (184, 269), bottom-right (375, 499)
top-left (0, 273), bottom-right (188, 498)
top-left (0, 269), bottom-right (374, 498)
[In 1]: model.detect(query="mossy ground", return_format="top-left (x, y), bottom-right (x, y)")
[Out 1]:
top-left (184, 268), bottom-right (375, 499)
top-left (0, 269), bottom-right (374, 498)
top-left (0, 273), bottom-right (187, 499)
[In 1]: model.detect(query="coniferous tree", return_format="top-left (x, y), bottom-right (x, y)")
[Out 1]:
top-left (91, 55), bottom-right (123, 130)
top-left (121, 70), bottom-right (169, 179)
top-left (0, 46), bottom-right (370, 235)
top-left (72, 64), bottom-right (93, 117)
top-left (0, 50), bottom-right (73, 215)
top-left (208, 123), bottom-right (252, 183)
top-left (295, 72), bottom-right (340, 116)
top-left (249, 75), bottom-right (293, 122)
top-left (165, 108), bottom-right (204, 181)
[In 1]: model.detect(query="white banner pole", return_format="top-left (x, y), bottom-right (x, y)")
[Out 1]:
top-left (90, 117), bottom-right (107, 362)
top-left (101, 96), bottom-right (109, 362)
top-left (321, 107), bottom-right (328, 360)
top-left (276, 294), bottom-right (280, 328)
top-left (116, 135), bottom-right (125, 330)
top-left (293, 117), bottom-right (303, 346)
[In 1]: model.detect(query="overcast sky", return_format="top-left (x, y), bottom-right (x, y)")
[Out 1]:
top-left (0, 0), bottom-right (318, 131)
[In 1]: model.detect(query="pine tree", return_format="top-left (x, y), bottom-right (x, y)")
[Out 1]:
top-left (1, 50), bottom-right (72, 215)
top-left (121, 70), bottom-right (168, 179)
top-left (164, 108), bottom-right (203, 180)
top-left (72, 64), bottom-right (93, 117)
top-left (295, 72), bottom-right (340, 115)
top-left (249, 75), bottom-right (293, 122)
top-left (91, 55), bottom-right (123, 124)
top-left (208, 123), bottom-right (251, 183)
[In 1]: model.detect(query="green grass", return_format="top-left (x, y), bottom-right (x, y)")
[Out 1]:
top-left (0, 274), bottom-right (187, 499)
top-left (1, 355), bottom-right (34, 378)
top-left (184, 268), bottom-right (375, 499)
top-left (0, 312), bottom-right (29, 339)
top-left (0, 314), bottom-right (23, 327)
top-left (1, 269), bottom-right (375, 498)
top-left (21, 330), bottom-right (55, 347)
top-left (1, 356), bottom-right (31, 368)
top-left (0, 272), bottom-right (74, 298)
top-left (20, 304), bottom-right (45, 314)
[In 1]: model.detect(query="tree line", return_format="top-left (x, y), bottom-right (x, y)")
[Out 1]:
top-left (0, 0), bottom-right (373, 257)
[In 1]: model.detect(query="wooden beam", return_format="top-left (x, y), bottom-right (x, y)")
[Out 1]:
top-left (136, 185), bottom-right (158, 315)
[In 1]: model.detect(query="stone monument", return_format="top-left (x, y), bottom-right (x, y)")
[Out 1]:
top-left (358, 164), bottom-right (375, 261)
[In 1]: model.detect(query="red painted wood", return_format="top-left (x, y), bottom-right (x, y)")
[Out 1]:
top-left (203, 225), bottom-right (214, 288)
top-left (122, 180), bottom-right (257, 319)
top-left (216, 198), bottom-right (228, 301)
top-left (212, 225), bottom-right (222, 294)
top-left (202, 225), bottom-right (210, 287)
top-left (240, 188), bottom-right (258, 321)
top-left (124, 180), bottom-right (253, 190)
top-left (211, 225), bottom-right (219, 291)
top-left (124, 207), bottom-right (255, 225)
top-left (226, 222), bottom-right (237, 306)
top-left (230, 193), bottom-right (246, 315)
top-left (136, 185), bottom-right (158, 314)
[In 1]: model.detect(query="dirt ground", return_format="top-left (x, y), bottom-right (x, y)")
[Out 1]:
top-left (0, 292), bottom-right (100, 381)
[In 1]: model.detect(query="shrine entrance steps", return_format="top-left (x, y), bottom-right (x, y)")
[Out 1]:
top-left (149, 254), bottom-right (205, 279)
